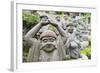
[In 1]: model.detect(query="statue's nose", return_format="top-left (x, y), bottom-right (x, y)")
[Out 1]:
top-left (46, 42), bottom-right (53, 44)
top-left (46, 44), bottom-right (51, 47)
top-left (46, 42), bottom-right (53, 47)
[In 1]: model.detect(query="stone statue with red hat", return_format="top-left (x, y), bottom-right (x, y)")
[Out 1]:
top-left (24, 14), bottom-right (68, 62)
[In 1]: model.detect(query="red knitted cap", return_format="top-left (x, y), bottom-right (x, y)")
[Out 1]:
top-left (40, 30), bottom-right (57, 40)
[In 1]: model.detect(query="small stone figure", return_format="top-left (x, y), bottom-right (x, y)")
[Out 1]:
top-left (62, 15), bottom-right (68, 30)
top-left (65, 22), bottom-right (81, 59)
top-left (55, 15), bottom-right (67, 30)
top-left (55, 15), bottom-right (63, 28)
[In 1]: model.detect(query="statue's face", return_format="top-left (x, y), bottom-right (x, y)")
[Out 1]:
top-left (40, 36), bottom-right (57, 52)
top-left (67, 25), bottom-right (74, 33)
top-left (56, 16), bottom-right (61, 22)
top-left (64, 16), bottom-right (68, 20)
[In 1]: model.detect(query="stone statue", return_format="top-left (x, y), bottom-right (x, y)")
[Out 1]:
top-left (65, 22), bottom-right (81, 59)
top-left (55, 15), bottom-right (67, 30)
top-left (62, 15), bottom-right (68, 30)
top-left (76, 19), bottom-right (90, 49)
top-left (24, 14), bottom-right (67, 62)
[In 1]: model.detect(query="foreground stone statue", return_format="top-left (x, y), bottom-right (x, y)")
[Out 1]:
top-left (24, 15), bottom-right (67, 62)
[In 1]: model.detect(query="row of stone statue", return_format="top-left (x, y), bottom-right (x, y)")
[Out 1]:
top-left (24, 12), bottom-right (91, 62)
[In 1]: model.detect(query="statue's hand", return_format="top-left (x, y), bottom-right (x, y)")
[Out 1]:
top-left (40, 17), bottom-right (50, 26)
top-left (48, 16), bottom-right (59, 27)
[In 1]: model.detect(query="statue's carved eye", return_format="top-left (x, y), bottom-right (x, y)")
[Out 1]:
top-left (49, 39), bottom-right (54, 42)
top-left (49, 37), bottom-right (55, 42)
top-left (43, 39), bottom-right (48, 43)
top-left (42, 37), bottom-right (56, 43)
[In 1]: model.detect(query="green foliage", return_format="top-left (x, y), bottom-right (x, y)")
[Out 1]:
top-left (23, 12), bottom-right (40, 26)
top-left (84, 13), bottom-right (91, 18)
top-left (81, 46), bottom-right (91, 58)
top-left (81, 13), bottom-right (91, 19)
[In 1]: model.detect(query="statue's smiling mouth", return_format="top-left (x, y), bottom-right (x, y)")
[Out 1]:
top-left (41, 44), bottom-right (56, 53)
